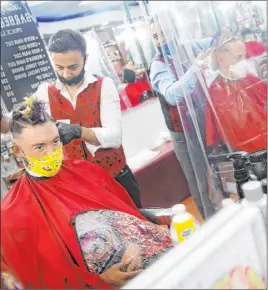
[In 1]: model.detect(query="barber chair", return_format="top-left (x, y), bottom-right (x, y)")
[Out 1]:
top-left (138, 90), bottom-right (154, 103)
top-left (139, 207), bottom-right (171, 226)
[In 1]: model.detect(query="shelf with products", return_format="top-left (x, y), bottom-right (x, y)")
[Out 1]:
top-left (1, 134), bottom-right (25, 190)
top-left (102, 40), bottom-right (118, 48)
top-left (109, 55), bottom-right (122, 62)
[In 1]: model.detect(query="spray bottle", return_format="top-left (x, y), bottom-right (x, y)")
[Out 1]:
top-left (242, 180), bottom-right (267, 219)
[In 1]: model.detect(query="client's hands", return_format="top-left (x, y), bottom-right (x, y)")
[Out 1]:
top-left (56, 122), bottom-right (82, 145)
top-left (100, 262), bottom-right (141, 287)
top-left (122, 243), bottom-right (143, 272)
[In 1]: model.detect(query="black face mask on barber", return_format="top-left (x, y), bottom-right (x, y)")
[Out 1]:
top-left (57, 58), bottom-right (86, 86)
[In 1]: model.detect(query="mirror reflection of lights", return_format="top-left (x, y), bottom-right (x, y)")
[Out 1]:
top-left (116, 27), bottom-right (148, 49)
top-left (115, 21), bottom-right (144, 30)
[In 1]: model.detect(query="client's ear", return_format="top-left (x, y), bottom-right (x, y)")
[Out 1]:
top-left (12, 144), bottom-right (22, 158)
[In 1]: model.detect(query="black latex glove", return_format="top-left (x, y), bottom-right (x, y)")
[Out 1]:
top-left (56, 122), bottom-right (82, 145)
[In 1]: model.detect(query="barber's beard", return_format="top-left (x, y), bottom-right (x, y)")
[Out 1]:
top-left (57, 67), bottom-right (85, 86)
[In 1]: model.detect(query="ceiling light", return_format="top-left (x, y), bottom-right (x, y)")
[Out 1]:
top-left (1, 1), bottom-right (10, 8)
top-left (79, 1), bottom-right (109, 6)
top-left (27, 1), bottom-right (52, 6)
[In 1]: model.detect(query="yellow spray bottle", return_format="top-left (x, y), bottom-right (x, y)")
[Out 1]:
top-left (171, 204), bottom-right (197, 244)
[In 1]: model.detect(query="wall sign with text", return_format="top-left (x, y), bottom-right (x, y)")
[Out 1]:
top-left (1, 1), bottom-right (56, 112)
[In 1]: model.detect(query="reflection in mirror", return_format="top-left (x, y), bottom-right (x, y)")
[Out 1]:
top-left (147, 0), bottom-right (267, 217)
top-left (113, 2), bottom-right (156, 110)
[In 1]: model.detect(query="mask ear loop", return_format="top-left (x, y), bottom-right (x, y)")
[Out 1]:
top-left (13, 145), bottom-right (29, 167)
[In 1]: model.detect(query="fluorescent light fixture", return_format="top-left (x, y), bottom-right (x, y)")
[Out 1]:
top-left (1, 1), bottom-right (10, 8)
top-left (218, 2), bottom-right (234, 10)
top-left (27, 1), bottom-right (52, 6)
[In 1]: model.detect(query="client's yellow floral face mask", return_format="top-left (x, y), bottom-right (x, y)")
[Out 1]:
top-left (26, 146), bottom-right (63, 177)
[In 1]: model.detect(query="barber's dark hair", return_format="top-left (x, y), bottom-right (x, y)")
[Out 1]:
top-left (10, 99), bottom-right (54, 138)
top-left (48, 29), bottom-right (87, 57)
top-left (123, 68), bottom-right (136, 83)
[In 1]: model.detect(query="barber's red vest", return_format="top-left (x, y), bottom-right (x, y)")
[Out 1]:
top-left (48, 78), bottom-right (127, 177)
top-left (154, 56), bottom-right (183, 132)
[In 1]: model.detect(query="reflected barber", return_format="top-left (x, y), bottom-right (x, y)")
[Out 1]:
top-left (149, 16), bottom-right (219, 219)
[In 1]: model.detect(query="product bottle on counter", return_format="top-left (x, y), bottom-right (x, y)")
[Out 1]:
top-left (242, 180), bottom-right (267, 219)
top-left (170, 204), bottom-right (197, 244)
top-left (221, 198), bottom-right (235, 208)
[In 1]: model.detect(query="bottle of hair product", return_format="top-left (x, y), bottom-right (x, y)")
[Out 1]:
top-left (221, 198), bottom-right (235, 208)
top-left (242, 180), bottom-right (267, 219)
top-left (170, 204), bottom-right (197, 244)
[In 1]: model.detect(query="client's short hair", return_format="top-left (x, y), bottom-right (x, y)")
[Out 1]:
top-left (10, 99), bottom-right (54, 138)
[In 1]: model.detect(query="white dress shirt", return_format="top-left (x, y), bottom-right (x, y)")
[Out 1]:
top-left (33, 72), bottom-right (122, 156)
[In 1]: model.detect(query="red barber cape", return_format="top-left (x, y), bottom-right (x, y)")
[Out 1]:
top-left (245, 41), bottom-right (266, 59)
top-left (1, 160), bottom-right (147, 289)
top-left (206, 73), bottom-right (267, 152)
top-left (124, 81), bottom-right (152, 106)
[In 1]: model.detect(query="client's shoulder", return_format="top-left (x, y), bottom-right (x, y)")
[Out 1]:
top-left (63, 159), bottom-right (106, 173)
top-left (1, 174), bottom-right (29, 215)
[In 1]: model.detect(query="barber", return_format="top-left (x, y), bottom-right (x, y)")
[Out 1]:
top-left (34, 29), bottom-right (141, 208)
top-left (149, 17), bottom-right (220, 219)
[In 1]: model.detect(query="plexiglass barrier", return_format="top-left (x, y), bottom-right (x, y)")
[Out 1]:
top-left (146, 1), bottom-right (267, 219)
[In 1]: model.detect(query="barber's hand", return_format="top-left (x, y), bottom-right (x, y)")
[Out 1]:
top-left (195, 48), bottom-right (215, 70)
top-left (100, 262), bottom-right (142, 287)
top-left (196, 47), bottom-right (215, 62)
top-left (56, 122), bottom-right (82, 145)
top-left (122, 243), bottom-right (143, 272)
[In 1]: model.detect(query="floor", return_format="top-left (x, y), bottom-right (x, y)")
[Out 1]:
top-left (182, 196), bottom-right (204, 225)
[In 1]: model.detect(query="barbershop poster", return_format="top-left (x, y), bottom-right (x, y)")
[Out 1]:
top-left (1, 0), bottom-right (56, 113)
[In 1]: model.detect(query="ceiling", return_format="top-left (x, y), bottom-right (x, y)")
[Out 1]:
top-left (27, 0), bottom-right (139, 22)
